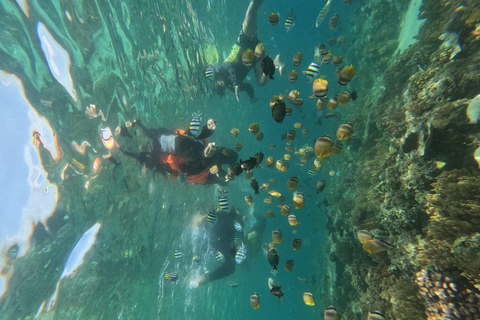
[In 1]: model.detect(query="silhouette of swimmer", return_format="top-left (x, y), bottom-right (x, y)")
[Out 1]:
top-left (197, 208), bottom-right (266, 286)
top-left (213, 0), bottom-right (283, 103)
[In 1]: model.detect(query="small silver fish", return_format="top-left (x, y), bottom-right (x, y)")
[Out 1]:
top-left (316, 0), bottom-right (332, 28)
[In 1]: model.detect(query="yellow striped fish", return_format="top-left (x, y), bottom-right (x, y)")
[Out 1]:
top-left (189, 113), bottom-right (202, 137)
top-left (285, 9), bottom-right (295, 32)
top-left (218, 189), bottom-right (229, 211)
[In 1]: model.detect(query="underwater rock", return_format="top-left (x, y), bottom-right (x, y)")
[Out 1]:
top-left (401, 120), bottom-right (431, 156)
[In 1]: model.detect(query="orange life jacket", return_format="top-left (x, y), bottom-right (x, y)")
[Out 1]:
top-left (186, 167), bottom-right (211, 184)
top-left (161, 129), bottom-right (211, 184)
top-left (161, 154), bottom-right (186, 173)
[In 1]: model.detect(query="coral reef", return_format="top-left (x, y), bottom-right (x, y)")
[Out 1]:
top-left (322, 0), bottom-right (480, 319)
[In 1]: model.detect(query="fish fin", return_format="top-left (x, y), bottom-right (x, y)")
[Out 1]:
top-left (255, 190), bottom-right (260, 194)
top-left (256, 164), bottom-right (263, 168)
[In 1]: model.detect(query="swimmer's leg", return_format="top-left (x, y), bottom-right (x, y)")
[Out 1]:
top-left (213, 148), bottom-right (238, 167)
top-left (117, 144), bottom-right (149, 163)
top-left (253, 55), bottom-right (269, 87)
top-left (132, 120), bottom-right (171, 141)
top-left (236, 83), bottom-right (257, 103)
top-left (242, 0), bottom-right (263, 38)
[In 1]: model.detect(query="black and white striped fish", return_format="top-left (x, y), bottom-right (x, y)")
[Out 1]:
top-left (234, 222), bottom-right (243, 232)
top-left (218, 189), bottom-right (229, 211)
top-left (189, 113), bottom-right (202, 137)
top-left (205, 65), bottom-right (214, 80)
top-left (235, 243), bottom-right (247, 264)
top-left (285, 9), bottom-right (295, 32)
top-left (234, 234), bottom-right (243, 246)
top-left (177, 173), bottom-right (187, 185)
top-left (214, 250), bottom-right (225, 262)
top-left (302, 62), bottom-right (320, 81)
top-left (174, 249), bottom-right (182, 259)
top-left (164, 272), bottom-right (178, 283)
top-left (207, 209), bottom-right (217, 224)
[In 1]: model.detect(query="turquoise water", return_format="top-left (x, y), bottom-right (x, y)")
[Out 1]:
top-left (1, 0), bottom-right (479, 319)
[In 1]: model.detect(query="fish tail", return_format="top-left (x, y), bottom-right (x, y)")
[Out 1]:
top-left (255, 190), bottom-right (260, 195)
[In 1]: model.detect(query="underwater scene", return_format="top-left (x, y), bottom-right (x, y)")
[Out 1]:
top-left (1, 0), bottom-right (480, 319)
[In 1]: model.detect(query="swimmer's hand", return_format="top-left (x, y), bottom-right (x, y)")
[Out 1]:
top-left (204, 142), bottom-right (217, 158)
top-left (195, 274), bottom-right (210, 287)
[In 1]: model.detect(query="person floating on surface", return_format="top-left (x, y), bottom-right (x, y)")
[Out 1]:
top-left (115, 119), bottom-right (237, 185)
top-left (212, 0), bottom-right (285, 103)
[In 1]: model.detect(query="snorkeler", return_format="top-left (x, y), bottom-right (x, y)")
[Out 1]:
top-left (211, 0), bottom-right (284, 103)
top-left (195, 208), bottom-right (266, 286)
top-left (115, 119), bottom-right (237, 185)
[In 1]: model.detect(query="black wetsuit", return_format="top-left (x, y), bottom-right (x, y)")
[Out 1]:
top-left (206, 208), bottom-right (242, 282)
top-left (202, 209), bottom-right (266, 284)
top-left (216, 29), bottom-right (261, 101)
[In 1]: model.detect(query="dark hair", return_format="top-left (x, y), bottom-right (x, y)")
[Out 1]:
top-left (175, 135), bottom-right (195, 155)
top-left (215, 81), bottom-right (226, 96)
top-left (214, 64), bottom-right (234, 96)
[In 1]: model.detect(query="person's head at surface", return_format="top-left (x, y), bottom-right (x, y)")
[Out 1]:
top-left (174, 134), bottom-right (196, 155)
top-left (215, 79), bottom-right (226, 96)
top-left (214, 63), bottom-right (235, 96)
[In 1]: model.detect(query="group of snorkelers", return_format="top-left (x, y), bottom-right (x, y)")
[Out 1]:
top-left (115, 0), bottom-right (275, 187)
top-left (105, 0), bottom-right (278, 289)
